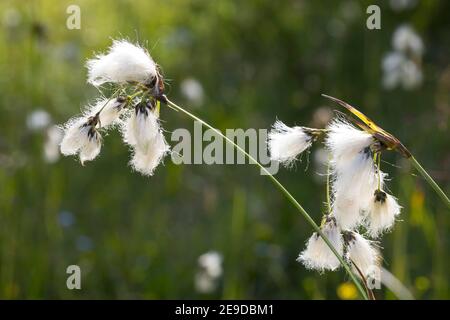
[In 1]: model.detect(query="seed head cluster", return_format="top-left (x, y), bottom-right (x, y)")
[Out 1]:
top-left (60, 40), bottom-right (170, 176)
top-left (268, 117), bottom-right (402, 279)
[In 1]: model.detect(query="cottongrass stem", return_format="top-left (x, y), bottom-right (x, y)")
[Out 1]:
top-left (409, 156), bottom-right (450, 209)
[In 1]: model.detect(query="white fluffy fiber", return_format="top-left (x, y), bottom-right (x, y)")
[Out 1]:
top-left (268, 120), bottom-right (312, 167)
top-left (130, 132), bottom-right (170, 176)
top-left (366, 192), bottom-right (402, 238)
top-left (60, 118), bottom-right (102, 165)
top-left (331, 151), bottom-right (382, 230)
top-left (346, 232), bottom-right (380, 278)
top-left (122, 105), bottom-right (170, 176)
top-left (297, 218), bottom-right (343, 272)
top-left (85, 97), bottom-right (127, 128)
top-left (79, 132), bottom-right (102, 164)
top-left (122, 106), bottom-right (160, 152)
top-left (325, 118), bottom-right (383, 230)
top-left (87, 40), bottom-right (157, 86)
top-left (325, 118), bottom-right (374, 173)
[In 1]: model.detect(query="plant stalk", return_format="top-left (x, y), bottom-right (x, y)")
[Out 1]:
top-left (164, 97), bottom-right (369, 300)
top-left (410, 156), bottom-right (450, 209)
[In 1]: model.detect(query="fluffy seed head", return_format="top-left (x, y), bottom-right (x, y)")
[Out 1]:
top-left (344, 231), bottom-right (380, 278)
top-left (297, 216), bottom-right (343, 272)
top-left (268, 120), bottom-right (312, 167)
top-left (86, 96), bottom-right (127, 128)
top-left (129, 130), bottom-right (170, 176)
top-left (325, 118), bottom-right (374, 173)
top-left (122, 100), bottom-right (160, 152)
top-left (87, 39), bottom-right (157, 86)
top-left (331, 149), bottom-right (383, 230)
top-left (60, 117), bottom-right (102, 164)
top-left (366, 190), bottom-right (402, 238)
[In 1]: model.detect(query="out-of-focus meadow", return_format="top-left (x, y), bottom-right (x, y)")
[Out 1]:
top-left (0, 0), bottom-right (449, 299)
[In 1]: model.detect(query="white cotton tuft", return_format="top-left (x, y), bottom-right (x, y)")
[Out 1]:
top-left (130, 131), bottom-right (170, 176)
top-left (325, 119), bottom-right (374, 173)
top-left (366, 190), bottom-right (402, 238)
top-left (79, 131), bottom-right (102, 165)
top-left (331, 150), bottom-right (383, 230)
top-left (345, 232), bottom-right (380, 278)
top-left (60, 117), bottom-right (102, 164)
top-left (326, 119), bottom-right (383, 230)
top-left (297, 216), bottom-right (343, 272)
top-left (87, 40), bottom-right (157, 86)
top-left (122, 103), bottom-right (160, 152)
top-left (86, 97), bottom-right (127, 128)
top-left (268, 120), bottom-right (312, 167)
top-left (60, 118), bottom-right (90, 155)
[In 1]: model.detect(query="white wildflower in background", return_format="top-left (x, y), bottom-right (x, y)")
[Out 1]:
top-left (44, 125), bottom-right (64, 163)
top-left (181, 78), bottom-right (204, 106)
top-left (382, 52), bottom-right (423, 90)
top-left (366, 190), bottom-right (402, 238)
top-left (195, 251), bottom-right (223, 294)
top-left (198, 251), bottom-right (223, 278)
top-left (26, 109), bottom-right (51, 131)
top-left (392, 24), bottom-right (424, 57)
top-left (382, 52), bottom-right (407, 90)
top-left (87, 40), bottom-right (158, 87)
top-left (401, 60), bottom-right (423, 90)
top-left (344, 231), bottom-right (380, 278)
top-left (382, 24), bottom-right (424, 90)
top-left (268, 120), bottom-right (313, 167)
top-left (298, 216), bottom-right (343, 272)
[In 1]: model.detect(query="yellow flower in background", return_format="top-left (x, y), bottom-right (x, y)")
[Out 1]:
top-left (337, 282), bottom-right (358, 300)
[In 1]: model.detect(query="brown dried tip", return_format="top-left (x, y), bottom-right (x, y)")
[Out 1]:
top-left (321, 94), bottom-right (411, 158)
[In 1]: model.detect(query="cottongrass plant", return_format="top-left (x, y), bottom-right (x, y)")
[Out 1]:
top-left (60, 39), bottom-right (449, 299)
top-left (60, 40), bottom-right (170, 174)
top-left (269, 94), bottom-right (450, 297)
top-left (60, 39), bottom-right (369, 298)
top-left (195, 251), bottom-right (224, 294)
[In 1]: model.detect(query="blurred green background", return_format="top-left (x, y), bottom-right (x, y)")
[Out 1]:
top-left (0, 0), bottom-right (449, 299)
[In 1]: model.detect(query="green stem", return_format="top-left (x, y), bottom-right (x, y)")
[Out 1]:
top-left (377, 153), bottom-right (381, 191)
top-left (410, 156), bottom-right (450, 209)
top-left (165, 97), bottom-right (368, 300)
top-left (326, 157), bottom-right (332, 214)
